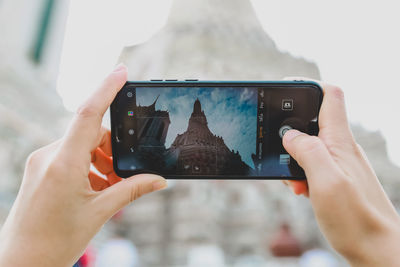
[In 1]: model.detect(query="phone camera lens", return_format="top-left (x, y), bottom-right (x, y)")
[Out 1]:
top-left (127, 92), bottom-right (133, 98)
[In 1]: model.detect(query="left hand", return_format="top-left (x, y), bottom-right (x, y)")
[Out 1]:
top-left (0, 64), bottom-right (167, 267)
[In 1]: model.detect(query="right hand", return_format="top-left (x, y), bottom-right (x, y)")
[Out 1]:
top-left (282, 79), bottom-right (400, 266)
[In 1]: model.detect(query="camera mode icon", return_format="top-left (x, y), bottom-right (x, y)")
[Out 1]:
top-left (282, 99), bottom-right (293, 111)
top-left (279, 154), bottom-right (290, 165)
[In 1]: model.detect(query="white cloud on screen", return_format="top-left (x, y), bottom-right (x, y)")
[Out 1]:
top-left (136, 87), bottom-right (257, 168)
top-left (239, 88), bottom-right (255, 103)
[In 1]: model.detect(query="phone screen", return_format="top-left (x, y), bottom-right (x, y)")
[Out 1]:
top-left (111, 82), bottom-right (322, 179)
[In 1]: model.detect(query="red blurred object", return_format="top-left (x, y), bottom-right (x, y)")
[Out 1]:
top-left (269, 222), bottom-right (302, 257)
top-left (77, 245), bottom-right (96, 267)
top-left (111, 209), bottom-right (124, 221)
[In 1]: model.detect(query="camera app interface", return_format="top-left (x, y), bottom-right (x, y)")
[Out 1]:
top-left (114, 86), bottom-right (320, 177)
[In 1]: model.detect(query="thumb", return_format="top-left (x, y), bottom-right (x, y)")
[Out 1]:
top-left (282, 130), bottom-right (340, 185)
top-left (96, 174), bottom-right (167, 217)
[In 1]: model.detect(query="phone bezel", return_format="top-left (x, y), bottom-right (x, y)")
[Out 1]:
top-left (110, 80), bottom-right (323, 180)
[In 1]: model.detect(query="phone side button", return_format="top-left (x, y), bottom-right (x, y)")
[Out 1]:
top-left (115, 126), bottom-right (122, 143)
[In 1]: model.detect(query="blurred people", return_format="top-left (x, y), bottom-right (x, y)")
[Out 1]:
top-left (187, 244), bottom-right (225, 267)
top-left (73, 245), bottom-right (96, 267)
top-left (269, 222), bottom-right (302, 257)
top-left (234, 246), bottom-right (266, 267)
top-left (299, 249), bottom-right (339, 267)
top-left (96, 224), bottom-right (139, 267)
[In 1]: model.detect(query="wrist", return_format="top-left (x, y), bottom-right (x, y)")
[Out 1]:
top-left (0, 236), bottom-right (31, 266)
top-left (344, 225), bottom-right (400, 267)
top-left (0, 228), bottom-right (73, 267)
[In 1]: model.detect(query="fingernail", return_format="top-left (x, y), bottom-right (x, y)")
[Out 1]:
top-left (113, 63), bottom-right (126, 72)
top-left (152, 179), bottom-right (167, 191)
top-left (283, 129), bottom-right (302, 142)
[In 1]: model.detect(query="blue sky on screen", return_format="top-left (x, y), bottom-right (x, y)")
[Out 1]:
top-left (136, 87), bottom-right (257, 168)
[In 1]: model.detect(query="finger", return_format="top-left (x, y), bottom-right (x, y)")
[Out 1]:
top-left (283, 129), bottom-right (344, 190)
top-left (91, 148), bottom-right (121, 185)
top-left (62, 64), bottom-right (127, 159)
top-left (107, 172), bottom-right (122, 185)
top-left (92, 148), bottom-right (113, 175)
top-left (89, 171), bottom-right (110, 191)
top-left (95, 174), bottom-right (167, 218)
top-left (23, 140), bottom-right (62, 187)
top-left (289, 180), bottom-right (309, 196)
top-left (318, 85), bottom-right (352, 140)
top-left (282, 180), bottom-right (309, 196)
top-left (283, 77), bottom-right (352, 141)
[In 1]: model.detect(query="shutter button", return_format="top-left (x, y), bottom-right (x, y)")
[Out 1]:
top-left (279, 125), bottom-right (293, 138)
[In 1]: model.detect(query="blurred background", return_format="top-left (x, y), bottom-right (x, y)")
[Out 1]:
top-left (1, 0), bottom-right (400, 266)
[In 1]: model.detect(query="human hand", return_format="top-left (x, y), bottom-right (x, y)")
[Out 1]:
top-left (282, 79), bottom-right (400, 266)
top-left (0, 64), bottom-right (167, 267)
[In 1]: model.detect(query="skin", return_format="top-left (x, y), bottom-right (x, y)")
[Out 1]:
top-left (0, 67), bottom-right (398, 266)
top-left (282, 78), bottom-right (400, 266)
top-left (0, 64), bottom-right (167, 266)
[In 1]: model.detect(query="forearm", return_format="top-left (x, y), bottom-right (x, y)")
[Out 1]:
top-left (0, 231), bottom-right (75, 267)
top-left (345, 226), bottom-right (400, 267)
top-left (0, 245), bottom-right (74, 267)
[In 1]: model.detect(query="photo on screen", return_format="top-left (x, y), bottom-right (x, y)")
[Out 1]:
top-left (133, 87), bottom-right (258, 175)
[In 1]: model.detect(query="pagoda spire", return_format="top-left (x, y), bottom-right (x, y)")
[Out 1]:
top-left (149, 94), bottom-right (160, 111)
top-left (193, 98), bottom-right (202, 114)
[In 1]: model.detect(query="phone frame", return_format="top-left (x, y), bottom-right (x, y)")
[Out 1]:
top-left (110, 80), bottom-right (323, 180)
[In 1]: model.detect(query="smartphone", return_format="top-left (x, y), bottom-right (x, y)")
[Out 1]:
top-left (110, 80), bottom-right (323, 179)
